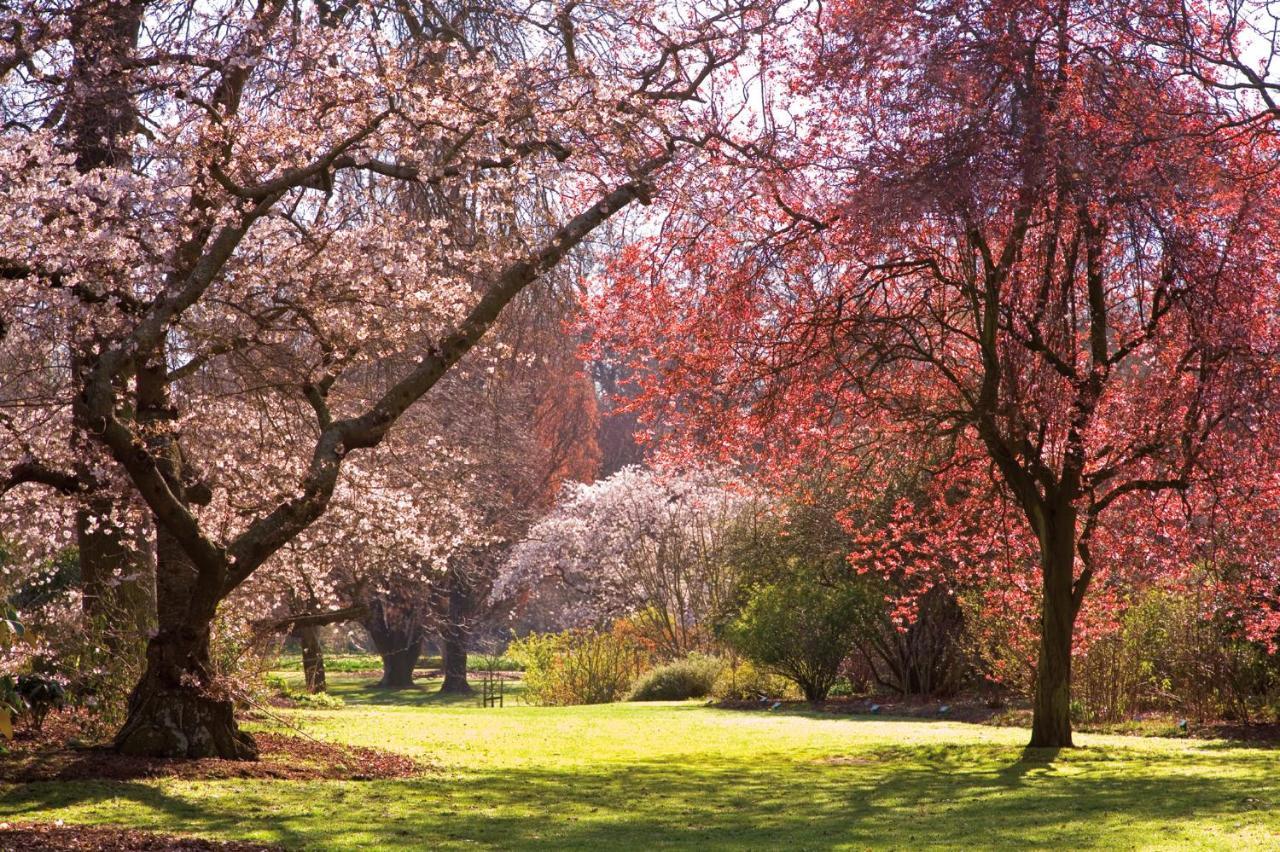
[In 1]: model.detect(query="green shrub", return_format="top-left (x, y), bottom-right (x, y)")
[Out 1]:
top-left (827, 677), bottom-right (857, 698)
top-left (509, 627), bottom-right (646, 706)
top-left (293, 691), bottom-right (345, 709)
top-left (716, 486), bottom-right (884, 703)
top-left (1074, 585), bottom-right (1280, 724)
top-left (711, 659), bottom-right (797, 700)
top-left (16, 673), bottom-right (65, 732)
top-left (722, 573), bottom-right (877, 702)
top-left (628, 654), bottom-right (724, 701)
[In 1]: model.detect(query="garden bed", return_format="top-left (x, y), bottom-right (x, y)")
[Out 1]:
top-left (0, 714), bottom-right (421, 783)
top-left (713, 696), bottom-right (1280, 744)
top-left (0, 823), bottom-right (281, 851)
top-left (713, 695), bottom-right (1010, 725)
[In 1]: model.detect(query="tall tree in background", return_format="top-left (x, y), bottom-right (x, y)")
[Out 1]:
top-left (0, 0), bottom-right (777, 757)
top-left (240, 282), bottom-right (601, 695)
top-left (593, 0), bottom-right (1280, 747)
top-left (425, 279), bottom-right (601, 694)
top-left (497, 466), bottom-right (754, 654)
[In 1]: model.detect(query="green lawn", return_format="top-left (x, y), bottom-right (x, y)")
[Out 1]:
top-left (2, 672), bottom-right (1278, 849)
top-left (272, 653), bottom-right (523, 673)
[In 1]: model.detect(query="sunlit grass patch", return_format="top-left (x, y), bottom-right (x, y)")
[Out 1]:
top-left (3, 673), bottom-right (1277, 850)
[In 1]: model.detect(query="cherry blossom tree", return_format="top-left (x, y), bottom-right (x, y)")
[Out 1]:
top-left (0, 0), bottom-right (779, 757)
top-left (496, 466), bottom-right (757, 656)
top-left (238, 281), bottom-right (601, 695)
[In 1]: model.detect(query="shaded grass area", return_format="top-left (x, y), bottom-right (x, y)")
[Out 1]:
top-left (269, 671), bottom-right (528, 707)
top-left (271, 653), bottom-right (523, 674)
top-left (3, 673), bottom-right (1278, 849)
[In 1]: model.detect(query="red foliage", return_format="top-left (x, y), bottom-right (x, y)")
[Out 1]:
top-left (590, 0), bottom-right (1280, 740)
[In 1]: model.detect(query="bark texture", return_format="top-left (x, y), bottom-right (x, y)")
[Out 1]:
top-left (114, 529), bottom-right (256, 759)
top-left (1028, 521), bottom-right (1079, 748)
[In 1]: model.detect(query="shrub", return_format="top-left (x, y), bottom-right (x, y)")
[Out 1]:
top-left (861, 585), bottom-right (969, 697)
top-left (970, 574), bottom-right (1280, 725)
top-left (16, 673), bottom-right (65, 732)
top-left (208, 608), bottom-right (277, 708)
top-left (827, 676), bottom-right (856, 698)
top-left (293, 691), bottom-right (345, 709)
top-left (722, 573), bottom-right (877, 702)
top-left (716, 483), bottom-right (886, 703)
top-left (711, 659), bottom-right (797, 700)
top-left (1074, 585), bottom-right (1280, 724)
top-left (64, 615), bottom-right (148, 738)
top-left (2, 549), bottom-right (150, 738)
top-left (265, 675), bottom-right (346, 709)
top-left (509, 626), bottom-right (647, 706)
top-left (628, 654), bottom-right (724, 701)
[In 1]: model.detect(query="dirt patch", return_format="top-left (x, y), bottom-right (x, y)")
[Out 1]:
top-left (0, 731), bottom-right (421, 783)
top-left (0, 823), bottom-right (281, 851)
top-left (817, 755), bottom-right (881, 766)
top-left (1190, 722), bottom-right (1280, 745)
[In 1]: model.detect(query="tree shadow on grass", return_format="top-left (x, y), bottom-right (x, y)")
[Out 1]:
top-left (3, 743), bottom-right (1277, 850)
top-left (0, 780), bottom-right (314, 849)
top-left (320, 677), bottom-right (526, 708)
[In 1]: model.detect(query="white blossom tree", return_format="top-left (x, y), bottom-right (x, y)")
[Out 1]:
top-left (0, 0), bottom-right (779, 757)
top-left (496, 466), bottom-right (757, 655)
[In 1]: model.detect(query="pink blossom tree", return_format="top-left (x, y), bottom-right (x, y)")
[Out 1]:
top-left (0, 0), bottom-right (778, 757)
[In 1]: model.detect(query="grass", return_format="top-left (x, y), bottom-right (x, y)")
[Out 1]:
top-left (3, 672), bottom-right (1278, 850)
top-left (271, 653), bottom-right (524, 673)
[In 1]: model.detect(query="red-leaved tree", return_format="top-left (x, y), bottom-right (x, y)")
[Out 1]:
top-left (591, 0), bottom-right (1280, 747)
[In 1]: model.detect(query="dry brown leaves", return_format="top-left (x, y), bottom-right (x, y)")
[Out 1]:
top-left (1, 730), bottom-right (421, 783)
top-left (0, 823), bottom-right (281, 851)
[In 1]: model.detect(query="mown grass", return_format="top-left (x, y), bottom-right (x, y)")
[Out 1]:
top-left (2, 672), bottom-right (1278, 850)
top-left (271, 653), bottom-right (523, 673)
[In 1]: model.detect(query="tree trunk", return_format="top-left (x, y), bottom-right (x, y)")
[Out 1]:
top-left (362, 598), bottom-right (424, 690)
top-left (294, 623), bottom-right (326, 693)
top-left (439, 581), bottom-right (472, 695)
top-left (78, 500), bottom-right (128, 619)
top-left (113, 528), bottom-right (256, 759)
top-left (377, 642), bottom-right (422, 689)
top-left (78, 498), bottom-right (156, 649)
top-left (67, 0), bottom-right (250, 762)
top-left (1028, 520), bottom-right (1079, 748)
